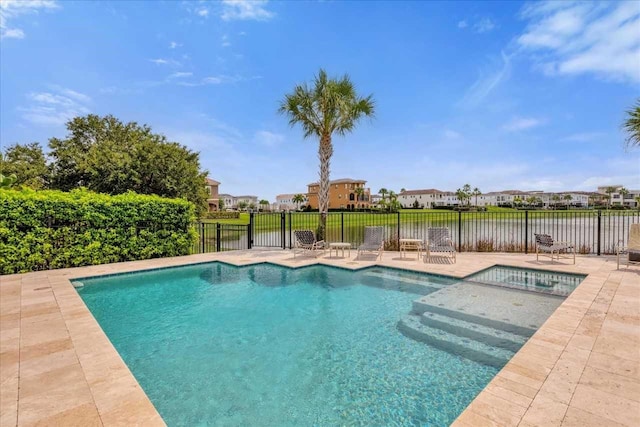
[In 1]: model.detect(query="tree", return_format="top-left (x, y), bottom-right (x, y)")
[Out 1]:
top-left (218, 198), bottom-right (225, 210)
top-left (513, 196), bottom-right (522, 208)
top-left (551, 194), bottom-right (561, 209)
top-left (48, 115), bottom-right (208, 211)
top-left (292, 193), bottom-right (305, 210)
top-left (400, 188), bottom-right (406, 193)
top-left (563, 194), bottom-right (573, 208)
top-left (237, 201), bottom-right (248, 211)
top-left (278, 69), bottom-right (375, 240)
top-left (378, 188), bottom-right (388, 203)
top-left (605, 186), bottom-right (617, 208)
top-left (472, 187), bottom-right (481, 207)
top-left (385, 190), bottom-right (401, 212)
top-left (248, 201), bottom-right (256, 211)
top-left (635, 196), bottom-right (640, 210)
top-left (623, 99), bottom-right (640, 148)
top-left (0, 143), bottom-right (49, 189)
top-left (259, 199), bottom-right (270, 211)
top-left (354, 186), bottom-right (365, 209)
top-left (0, 153), bottom-right (17, 189)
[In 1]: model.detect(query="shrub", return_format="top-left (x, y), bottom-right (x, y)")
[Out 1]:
top-left (0, 188), bottom-right (197, 274)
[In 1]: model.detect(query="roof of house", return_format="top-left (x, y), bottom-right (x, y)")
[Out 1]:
top-left (275, 194), bottom-right (299, 199)
top-left (307, 178), bottom-right (367, 186)
top-left (205, 178), bottom-right (220, 186)
top-left (399, 189), bottom-right (444, 196)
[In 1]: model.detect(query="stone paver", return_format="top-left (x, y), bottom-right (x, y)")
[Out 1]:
top-left (0, 250), bottom-right (638, 426)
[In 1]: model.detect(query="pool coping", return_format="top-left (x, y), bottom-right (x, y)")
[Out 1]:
top-left (1, 250), bottom-right (638, 426)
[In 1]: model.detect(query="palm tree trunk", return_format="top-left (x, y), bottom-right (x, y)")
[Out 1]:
top-left (317, 134), bottom-right (333, 240)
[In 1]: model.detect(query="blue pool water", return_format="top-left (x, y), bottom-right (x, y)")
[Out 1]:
top-left (78, 263), bottom-right (499, 426)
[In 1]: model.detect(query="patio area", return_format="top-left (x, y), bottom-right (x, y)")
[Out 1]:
top-left (1, 250), bottom-right (638, 426)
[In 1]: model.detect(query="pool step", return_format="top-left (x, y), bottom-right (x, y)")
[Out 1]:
top-left (397, 314), bottom-right (513, 368)
top-left (412, 300), bottom-right (537, 337)
top-left (363, 271), bottom-right (452, 291)
top-left (420, 312), bottom-right (528, 352)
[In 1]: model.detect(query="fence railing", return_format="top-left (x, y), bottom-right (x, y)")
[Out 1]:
top-left (242, 210), bottom-right (639, 255)
top-left (192, 223), bottom-right (250, 254)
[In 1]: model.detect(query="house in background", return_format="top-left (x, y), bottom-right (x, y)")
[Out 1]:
top-left (205, 178), bottom-right (220, 211)
top-left (275, 194), bottom-right (300, 211)
top-left (219, 194), bottom-right (259, 210)
top-left (307, 178), bottom-right (371, 210)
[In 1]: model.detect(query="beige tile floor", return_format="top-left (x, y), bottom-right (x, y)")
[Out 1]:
top-left (0, 249), bottom-right (638, 426)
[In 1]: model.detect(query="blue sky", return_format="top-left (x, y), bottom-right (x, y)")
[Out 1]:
top-left (1, 0), bottom-right (639, 200)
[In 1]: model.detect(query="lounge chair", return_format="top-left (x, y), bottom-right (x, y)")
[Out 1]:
top-left (357, 226), bottom-right (384, 260)
top-left (293, 230), bottom-right (325, 258)
top-left (534, 233), bottom-right (575, 264)
top-left (426, 227), bottom-right (456, 263)
top-left (616, 223), bottom-right (640, 269)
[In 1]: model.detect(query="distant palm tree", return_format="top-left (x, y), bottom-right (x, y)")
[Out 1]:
top-left (623, 99), bottom-right (640, 148)
top-left (472, 187), bottom-right (481, 207)
top-left (292, 193), bottom-right (305, 210)
top-left (378, 188), bottom-right (388, 202)
top-left (551, 194), bottom-right (561, 209)
top-left (619, 187), bottom-right (629, 208)
top-left (354, 186), bottom-right (365, 209)
top-left (563, 194), bottom-right (573, 208)
top-left (400, 188), bottom-right (406, 193)
top-left (605, 186), bottom-right (617, 208)
top-left (279, 69), bottom-right (374, 240)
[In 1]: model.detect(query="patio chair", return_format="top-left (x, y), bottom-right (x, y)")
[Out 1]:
top-left (426, 227), bottom-right (456, 263)
top-left (616, 223), bottom-right (640, 269)
top-left (357, 226), bottom-right (384, 260)
top-left (534, 233), bottom-right (575, 264)
top-left (293, 230), bottom-right (325, 258)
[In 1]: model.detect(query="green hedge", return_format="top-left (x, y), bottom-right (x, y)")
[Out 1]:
top-left (0, 188), bottom-right (197, 274)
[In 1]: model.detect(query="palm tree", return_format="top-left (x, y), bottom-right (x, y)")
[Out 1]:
top-left (551, 194), bottom-right (561, 209)
top-left (354, 186), bottom-right (365, 209)
top-left (623, 99), bottom-right (640, 148)
top-left (292, 193), bottom-right (305, 210)
top-left (513, 196), bottom-right (522, 208)
top-left (472, 187), bottom-right (481, 207)
top-left (378, 188), bottom-right (388, 202)
top-left (400, 188), bottom-right (406, 193)
top-left (563, 194), bottom-right (573, 208)
top-left (619, 187), bottom-right (629, 208)
top-left (279, 69), bottom-right (374, 239)
top-left (635, 195), bottom-right (640, 210)
top-left (605, 186), bottom-right (617, 208)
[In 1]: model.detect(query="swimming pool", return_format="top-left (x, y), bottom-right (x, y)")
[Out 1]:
top-left (76, 262), bottom-right (582, 426)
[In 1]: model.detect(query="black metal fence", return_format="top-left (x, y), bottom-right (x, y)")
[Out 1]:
top-left (243, 210), bottom-right (639, 255)
top-left (192, 223), bottom-right (250, 254)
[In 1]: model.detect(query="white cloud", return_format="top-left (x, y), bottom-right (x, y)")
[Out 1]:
top-left (517, 1), bottom-right (640, 83)
top-left (169, 41), bottom-right (182, 49)
top-left (458, 16), bottom-right (496, 33)
top-left (177, 74), bottom-right (261, 87)
top-left (474, 17), bottom-right (496, 33)
top-left (561, 132), bottom-right (605, 142)
top-left (253, 130), bottom-right (284, 147)
top-left (196, 7), bottom-right (209, 17)
top-left (221, 34), bottom-right (231, 47)
top-left (20, 86), bottom-right (91, 126)
top-left (0, 0), bottom-right (59, 39)
top-left (149, 58), bottom-right (181, 66)
top-left (459, 51), bottom-right (511, 108)
top-left (2, 28), bottom-right (23, 38)
top-left (502, 117), bottom-right (543, 132)
top-left (221, 0), bottom-right (274, 21)
top-left (168, 72), bottom-right (193, 79)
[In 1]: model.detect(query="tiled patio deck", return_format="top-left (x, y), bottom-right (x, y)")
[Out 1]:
top-left (0, 250), bottom-right (638, 426)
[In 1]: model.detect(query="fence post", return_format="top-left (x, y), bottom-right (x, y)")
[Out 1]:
top-left (397, 211), bottom-right (401, 243)
top-left (288, 212), bottom-right (293, 249)
top-left (524, 210), bottom-right (529, 254)
top-left (341, 212), bottom-right (344, 242)
top-left (458, 211), bottom-right (462, 252)
top-left (200, 222), bottom-right (205, 253)
top-left (597, 210), bottom-right (601, 256)
top-left (248, 213), bottom-right (254, 249)
top-left (216, 223), bottom-right (221, 252)
top-left (281, 212), bottom-right (286, 249)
